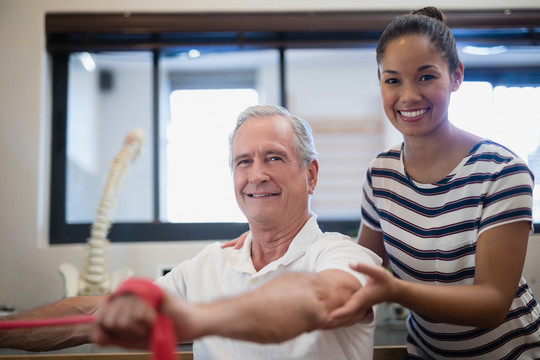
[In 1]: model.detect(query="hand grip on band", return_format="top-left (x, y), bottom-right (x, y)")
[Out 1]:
top-left (109, 278), bottom-right (177, 360)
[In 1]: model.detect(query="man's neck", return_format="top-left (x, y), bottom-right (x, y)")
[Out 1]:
top-left (249, 214), bottom-right (311, 271)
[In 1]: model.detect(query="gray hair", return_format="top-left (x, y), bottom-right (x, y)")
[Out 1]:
top-left (229, 105), bottom-right (318, 169)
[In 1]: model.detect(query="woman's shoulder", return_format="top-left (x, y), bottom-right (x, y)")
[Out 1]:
top-left (470, 139), bottom-right (527, 165)
top-left (466, 139), bottom-right (533, 184)
top-left (371, 142), bottom-right (403, 163)
top-left (365, 143), bottom-right (405, 177)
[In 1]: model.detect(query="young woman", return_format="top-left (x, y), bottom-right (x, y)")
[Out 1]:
top-left (328, 6), bottom-right (540, 359)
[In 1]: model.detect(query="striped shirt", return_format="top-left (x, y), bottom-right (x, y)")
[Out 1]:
top-left (362, 140), bottom-right (540, 359)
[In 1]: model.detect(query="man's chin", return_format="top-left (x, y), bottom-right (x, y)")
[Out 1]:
top-left (245, 212), bottom-right (279, 225)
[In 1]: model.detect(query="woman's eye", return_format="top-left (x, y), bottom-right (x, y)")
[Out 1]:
top-left (420, 74), bottom-right (436, 82)
top-left (384, 78), bottom-right (399, 85)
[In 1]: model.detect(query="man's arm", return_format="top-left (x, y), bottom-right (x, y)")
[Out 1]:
top-left (93, 269), bottom-right (365, 348)
top-left (185, 270), bottom-right (365, 343)
top-left (0, 296), bottom-right (104, 351)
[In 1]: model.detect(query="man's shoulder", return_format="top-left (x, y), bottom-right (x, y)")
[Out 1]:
top-left (308, 231), bottom-right (382, 270)
top-left (184, 242), bottom-right (228, 263)
top-left (317, 231), bottom-right (354, 242)
top-left (313, 231), bottom-right (361, 251)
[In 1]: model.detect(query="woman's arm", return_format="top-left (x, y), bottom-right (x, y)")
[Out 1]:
top-left (357, 224), bottom-right (389, 268)
top-left (331, 221), bottom-right (530, 329)
top-left (397, 220), bottom-right (529, 327)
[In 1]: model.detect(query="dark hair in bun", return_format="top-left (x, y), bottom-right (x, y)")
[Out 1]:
top-left (376, 6), bottom-right (460, 72)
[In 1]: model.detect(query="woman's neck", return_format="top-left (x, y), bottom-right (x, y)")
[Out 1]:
top-left (402, 123), bottom-right (481, 184)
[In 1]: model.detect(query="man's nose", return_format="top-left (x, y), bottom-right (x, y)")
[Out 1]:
top-left (248, 160), bottom-right (270, 184)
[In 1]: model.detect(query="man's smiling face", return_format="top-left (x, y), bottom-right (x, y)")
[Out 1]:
top-left (231, 115), bottom-right (317, 228)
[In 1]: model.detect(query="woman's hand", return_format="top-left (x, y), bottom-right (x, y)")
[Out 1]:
top-left (221, 231), bottom-right (249, 250)
top-left (326, 263), bottom-right (396, 328)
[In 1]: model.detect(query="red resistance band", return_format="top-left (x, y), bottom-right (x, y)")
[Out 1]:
top-left (110, 278), bottom-right (177, 360)
top-left (0, 314), bottom-right (95, 329)
top-left (0, 278), bottom-right (177, 360)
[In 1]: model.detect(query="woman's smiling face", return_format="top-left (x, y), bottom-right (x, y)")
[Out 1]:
top-left (378, 34), bottom-right (463, 139)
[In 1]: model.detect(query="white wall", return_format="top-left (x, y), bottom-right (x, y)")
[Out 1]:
top-left (1, 0), bottom-right (540, 312)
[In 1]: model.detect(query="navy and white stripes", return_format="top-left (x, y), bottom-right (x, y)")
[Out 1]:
top-left (362, 140), bottom-right (540, 359)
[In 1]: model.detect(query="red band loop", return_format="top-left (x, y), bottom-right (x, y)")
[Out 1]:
top-left (111, 278), bottom-right (177, 360)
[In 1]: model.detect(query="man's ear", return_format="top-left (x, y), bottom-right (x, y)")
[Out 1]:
top-left (307, 159), bottom-right (319, 195)
top-left (451, 62), bottom-right (464, 92)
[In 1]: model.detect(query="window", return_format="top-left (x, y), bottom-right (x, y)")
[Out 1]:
top-left (166, 88), bottom-right (256, 223)
top-left (47, 11), bottom-right (540, 243)
top-left (450, 82), bottom-right (540, 223)
top-left (66, 51), bottom-right (154, 224)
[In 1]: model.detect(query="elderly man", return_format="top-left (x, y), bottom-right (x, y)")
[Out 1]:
top-left (1, 105), bottom-right (380, 359)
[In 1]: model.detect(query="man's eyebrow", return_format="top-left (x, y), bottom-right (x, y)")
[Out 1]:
top-left (266, 149), bottom-right (288, 158)
top-left (233, 149), bottom-right (289, 164)
top-left (233, 153), bottom-right (250, 164)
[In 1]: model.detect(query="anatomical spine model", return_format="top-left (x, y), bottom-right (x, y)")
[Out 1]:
top-left (59, 128), bottom-right (144, 297)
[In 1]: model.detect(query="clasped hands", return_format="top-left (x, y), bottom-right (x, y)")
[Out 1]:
top-left (326, 262), bottom-right (398, 328)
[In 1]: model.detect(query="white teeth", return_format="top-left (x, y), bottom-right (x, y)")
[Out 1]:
top-left (400, 109), bottom-right (427, 118)
top-left (250, 194), bottom-right (276, 198)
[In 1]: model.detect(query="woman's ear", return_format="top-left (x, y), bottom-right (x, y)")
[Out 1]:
top-left (451, 62), bottom-right (464, 92)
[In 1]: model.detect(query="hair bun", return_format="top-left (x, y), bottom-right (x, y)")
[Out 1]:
top-left (411, 6), bottom-right (446, 23)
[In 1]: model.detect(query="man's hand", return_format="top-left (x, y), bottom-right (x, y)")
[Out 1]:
top-left (92, 294), bottom-right (156, 349)
top-left (92, 287), bottom-right (201, 349)
top-left (221, 231), bottom-right (249, 250)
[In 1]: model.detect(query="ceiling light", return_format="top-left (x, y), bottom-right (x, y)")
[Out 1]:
top-left (188, 49), bottom-right (201, 59)
top-left (462, 45), bottom-right (507, 56)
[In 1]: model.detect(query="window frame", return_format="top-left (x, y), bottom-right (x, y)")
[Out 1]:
top-left (47, 11), bottom-right (540, 244)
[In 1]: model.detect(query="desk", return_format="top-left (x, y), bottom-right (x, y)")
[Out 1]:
top-left (0, 353), bottom-right (192, 360)
top-left (0, 346), bottom-right (406, 360)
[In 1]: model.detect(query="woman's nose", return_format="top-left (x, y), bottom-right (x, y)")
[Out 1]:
top-left (400, 84), bottom-right (421, 103)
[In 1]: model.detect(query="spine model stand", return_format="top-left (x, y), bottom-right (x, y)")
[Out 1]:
top-left (59, 128), bottom-right (144, 297)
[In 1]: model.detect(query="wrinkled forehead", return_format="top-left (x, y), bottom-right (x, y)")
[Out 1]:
top-left (229, 114), bottom-right (298, 169)
top-left (235, 115), bottom-right (292, 141)
top-left (233, 116), bottom-right (294, 152)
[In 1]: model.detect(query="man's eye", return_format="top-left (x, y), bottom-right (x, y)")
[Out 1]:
top-left (268, 156), bottom-right (282, 162)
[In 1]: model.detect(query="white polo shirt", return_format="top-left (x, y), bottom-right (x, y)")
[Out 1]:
top-left (155, 215), bottom-right (381, 360)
